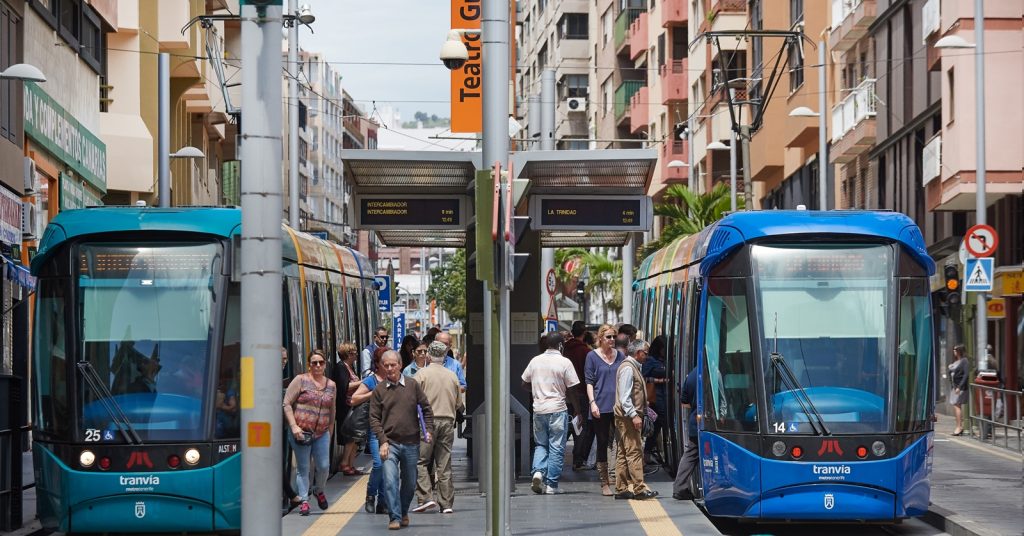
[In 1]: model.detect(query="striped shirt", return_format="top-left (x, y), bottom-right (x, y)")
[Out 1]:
top-left (522, 350), bottom-right (580, 414)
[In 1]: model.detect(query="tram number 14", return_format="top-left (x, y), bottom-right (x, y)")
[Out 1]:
top-left (773, 422), bottom-right (796, 434)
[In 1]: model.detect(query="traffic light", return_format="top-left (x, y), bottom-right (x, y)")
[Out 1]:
top-left (944, 265), bottom-right (961, 306)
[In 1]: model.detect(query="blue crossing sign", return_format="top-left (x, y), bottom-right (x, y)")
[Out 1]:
top-left (964, 257), bottom-right (994, 292)
top-left (375, 275), bottom-right (392, 312)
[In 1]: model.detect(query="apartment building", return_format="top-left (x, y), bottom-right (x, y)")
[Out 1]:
top-left (687, 0), bottom-right (747, 197)
top-left (303, 52), bottom-right (349, 244)
top-left (516, 0), bottom-right (591, 149)
top-left (748, 0), bottom-right (833, 209)
top-left (590, 0), bottom-right (646, 150)
top-left (625, 0), bottom-right (691, 198)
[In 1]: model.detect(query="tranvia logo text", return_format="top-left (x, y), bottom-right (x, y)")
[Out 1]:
top-left (812, 465), bottom-right (851, 475)
top-left (120, 475), bottom-right (161, 486)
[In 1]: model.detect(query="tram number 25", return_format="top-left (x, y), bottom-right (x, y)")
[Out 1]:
top-left (85, 428), bottom-right (101, 442)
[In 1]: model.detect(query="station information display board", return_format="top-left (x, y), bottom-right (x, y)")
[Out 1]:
top-left (354, 195), bottom-right (469, 230)
top-left (529, 195), bottom-right (653, 232)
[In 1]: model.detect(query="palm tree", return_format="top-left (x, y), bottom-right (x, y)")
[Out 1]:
top-left (555, 247), bottom-right (623, 323)
top-left (642, 182), bottom-right (741, 256)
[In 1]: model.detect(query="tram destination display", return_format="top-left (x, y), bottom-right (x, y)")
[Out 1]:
top-left (529, 195), bottom-right (653, 232)
top-left (354, 195), bottom-right (468, 230)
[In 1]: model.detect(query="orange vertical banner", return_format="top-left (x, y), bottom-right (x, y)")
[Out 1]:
top-left (451, 0), bottom-right (482, 133)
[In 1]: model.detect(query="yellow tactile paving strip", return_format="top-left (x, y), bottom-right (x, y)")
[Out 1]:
top-left (629, 496), bottom-right (685, 536)
top-left (302, 474), bottom-right (369, 536)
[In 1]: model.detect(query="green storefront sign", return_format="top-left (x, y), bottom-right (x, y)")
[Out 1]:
top-left (24, 82), bottom-right (107, 193)
top-left (60, 172), bottom-right (103, 211)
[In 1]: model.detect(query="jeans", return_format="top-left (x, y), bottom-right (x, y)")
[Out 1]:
top-left (367, 434), bottom-right (384, 500)
top-left (382, 442), bottom-right (419, 522)
top-left (531, 411), bottom-right (568, 488)
top-left (287, 431), bottom-right (330, 502)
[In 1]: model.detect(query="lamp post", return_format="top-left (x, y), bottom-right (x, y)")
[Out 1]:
top-left (706, 140), bottom-right (734, 209)
top-left (0, 63), bottom-right (46, 82)
top-left (287, 2), bottom-right (315, 229)
top-left (935, 1), bottom-right (987, 372)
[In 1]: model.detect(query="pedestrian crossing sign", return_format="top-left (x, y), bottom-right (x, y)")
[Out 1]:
top-left (964, 257), bottom-right (994, 292)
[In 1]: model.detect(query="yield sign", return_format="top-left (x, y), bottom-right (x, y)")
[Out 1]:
top-left (964, 224), bottom-right (998, 257)
top-left (964, 257), bottom-right (994, 292)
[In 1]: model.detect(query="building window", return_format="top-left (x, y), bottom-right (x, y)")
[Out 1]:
top-left (946, 68), bottom-right (954, 124)
top-left (788, 0), bottom-right (804, 92)
top-left (32, 0), bottom-right (104, 76)
top-left (750, 0), bottom-right (763, 101)
top-left (1, 2), bottom-right (22, 144)
top-left (602, 9), bottom-right (612, 46)
top-left (564, 74), bottom-right (588, 98)
top-left (559, 13), bottom-right (588, 40)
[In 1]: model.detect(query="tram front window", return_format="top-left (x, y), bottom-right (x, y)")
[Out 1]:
top-left (753, 244), bottom-right (892, 434)
top-left (77, 243), bottom-right (220, 442)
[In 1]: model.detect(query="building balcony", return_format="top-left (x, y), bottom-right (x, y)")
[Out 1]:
top-left (556, 38), bottom-right (589, 64)
top-left (630, 86), bottom-right (649, 134)
top-left (829, 0), bottom-right (876, 53)
top-left (662, 0), bottom-right (688, 27)
top-left (710, 0), bottom-right (746, 15)
top-left (659, 59), bottom-right (688, 104)
top-left (615, 80), bottom-right (644, 124)
top-left (661, 140), bottom-right (689, 184)
top-left (629, 11), bottom-right (649, 60)
top-left (830, 79), bottom-right (877, 163)
top-left (614, 8), bottom-right (643, 55)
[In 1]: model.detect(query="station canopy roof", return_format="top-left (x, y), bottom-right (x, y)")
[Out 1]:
top-left (341, 148), bottom-right (657, 248)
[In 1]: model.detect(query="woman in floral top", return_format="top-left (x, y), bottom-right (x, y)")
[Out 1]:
top-left (283, 349), bottom-right (337, 516)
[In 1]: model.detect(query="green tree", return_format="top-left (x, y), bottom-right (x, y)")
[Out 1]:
top-left (426, 249), bottom-right (467, 323)
top-left (555, 247), bottom-right (623, 323)
top-left (642, 182), bottom-right (741, 256)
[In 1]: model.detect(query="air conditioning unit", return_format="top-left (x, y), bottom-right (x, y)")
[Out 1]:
top-left (21, 201), bottom-right (37, 240)
top-left (566, 97), bottom-right (587, 112)
top-left (23, 157), bottom-right (36, 193)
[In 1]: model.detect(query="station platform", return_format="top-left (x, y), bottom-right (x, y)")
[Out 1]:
top-left (3, 413), bottom-right (1020, 536)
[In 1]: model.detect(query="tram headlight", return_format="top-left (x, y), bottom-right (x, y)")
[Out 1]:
top-left (871, 441), bottom-right (886, 457)
top-left (771, 441), bottom-right (787, 457)
top-left (184, 448), bottom-right (201, 466)
top-left (79, 450), bottom-right (96, 468)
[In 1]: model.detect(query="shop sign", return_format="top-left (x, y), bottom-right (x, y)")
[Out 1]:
top-left (986, 298), bottom-right (1006, 320)
top-left (60, 172), bottom-right (104, 211)
top-left (23, 82), bottom-right (107, 193)
top-left (0, 187), bottom-right (23, 245)
top-left (995, 269), bottom-right (1024, 298)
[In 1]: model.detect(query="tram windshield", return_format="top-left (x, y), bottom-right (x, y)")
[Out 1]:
top-left (753, 243), bottom-right (892, 434)
top-left (76, 242), bottom-right (220, 442)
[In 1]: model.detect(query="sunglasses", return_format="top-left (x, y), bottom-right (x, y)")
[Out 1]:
top-left (309, 360), bottom-right (325, 367)
top-left (604, 335), bottom-right (615, 340)
top-left (415, 349), bottom-right (428, 354)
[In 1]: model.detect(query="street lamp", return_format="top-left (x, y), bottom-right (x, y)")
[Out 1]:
top-left (170, 146), bottom-right (205, 159)
top-left (667, 160), bottom-right (688, 168)
top-left (706, 140), bottom-right (738, 211)
top-left (935, 2), bottom-right (987, 372)
top-left (286, 1), bottom-right (316, 229)
top-left (0, 63), bottom-right (46, 82)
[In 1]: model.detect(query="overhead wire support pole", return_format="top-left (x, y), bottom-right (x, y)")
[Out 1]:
top-left (158, 53), bottom-right (170, 207)
top-left (288, 0), bottom-right (300, 229)
top-left (481, 0), bottom-right (511, 534)
top-left (973, 0), bottom-right (987, 372)
top-left (817, 40), bottom-right (828, 211)
top-left (239, 2), bottom-right (284, 535)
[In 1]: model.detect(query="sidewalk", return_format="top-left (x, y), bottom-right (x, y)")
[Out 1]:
top-left (926, 413), bottom-right (1024, 536)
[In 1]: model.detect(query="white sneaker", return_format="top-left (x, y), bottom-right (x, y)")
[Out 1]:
top-left (544, 485), bottom-right (564, 495)
top-left (531, 471), bottom-right (544, 494)
top-left (441, 508), bottom-right (454, 514)
top-left (411, 500), bottom-right (438, 513)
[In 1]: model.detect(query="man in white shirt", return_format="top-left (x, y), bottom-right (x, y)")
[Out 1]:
top-left (522, 331), bottom-right (580, 494)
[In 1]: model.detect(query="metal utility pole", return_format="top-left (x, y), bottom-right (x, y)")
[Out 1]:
top-left (817, 41), bottom-right (828, 211)
top-left (541, 70), bottom-right (555, 151)
top-left (527, 95), bottom-right (540, 147)
top-left (158, 53), bottom-right (170, 207)
top-left (621, 236), bottom-right (633, 324)
top-left (729, 129), bottom-right (737, 211)
top-left (740, 124), bottom-right (753, 209)
top-left (287, 0), bottom-right (300, 228)
top-left (482, 0), bottom-right (511, 534)
top-left (688, 113), bottom-right (697, 194)
top-left (973, 0), bottom-right (987, 372)
top-left (540, 71), bottom-right (556, 328)
top-left (239, 2), bottom-right (283, 535)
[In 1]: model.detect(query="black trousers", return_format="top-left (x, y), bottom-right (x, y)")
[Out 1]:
top-left (571, 392), bottom-right (594, 465)
top-left (672, 435), bottom-right (699, 498)
top-left (593, 412), bottom-right (615, 463)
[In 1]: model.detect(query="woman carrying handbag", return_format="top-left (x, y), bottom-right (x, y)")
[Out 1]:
top-left (283, 350), bottom-right (337, 516)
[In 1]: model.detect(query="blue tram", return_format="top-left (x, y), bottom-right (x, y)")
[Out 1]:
top-left (634, 210), bottom-right (936, 522)
top-left (29, 207), bottom-right (378, 533)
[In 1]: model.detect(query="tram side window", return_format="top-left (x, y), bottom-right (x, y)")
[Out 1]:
top-left (702, 278), bottom-right (758, 432)
top-left (895, 279), bottom-right (934, 433)
top-left (216, 284), bottom-right (241, 439)
top-left (33, 279), bottom-right (71, 439)
top-left (286, 278), bottom-right (306, 362)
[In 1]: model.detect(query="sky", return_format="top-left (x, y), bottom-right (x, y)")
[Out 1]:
top-left (300, 1), bottom-right (453, 122)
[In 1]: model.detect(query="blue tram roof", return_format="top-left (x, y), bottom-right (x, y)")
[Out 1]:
top-left (702, 210), bottom-right (934, 276)
top-left (32, 207), bottom-right (242, 274)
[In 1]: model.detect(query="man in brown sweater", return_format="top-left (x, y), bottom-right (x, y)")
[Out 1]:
top-left (370, 350), bottom-right (434, 530)
top-left (410, 341), bottom-right (463, 514)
